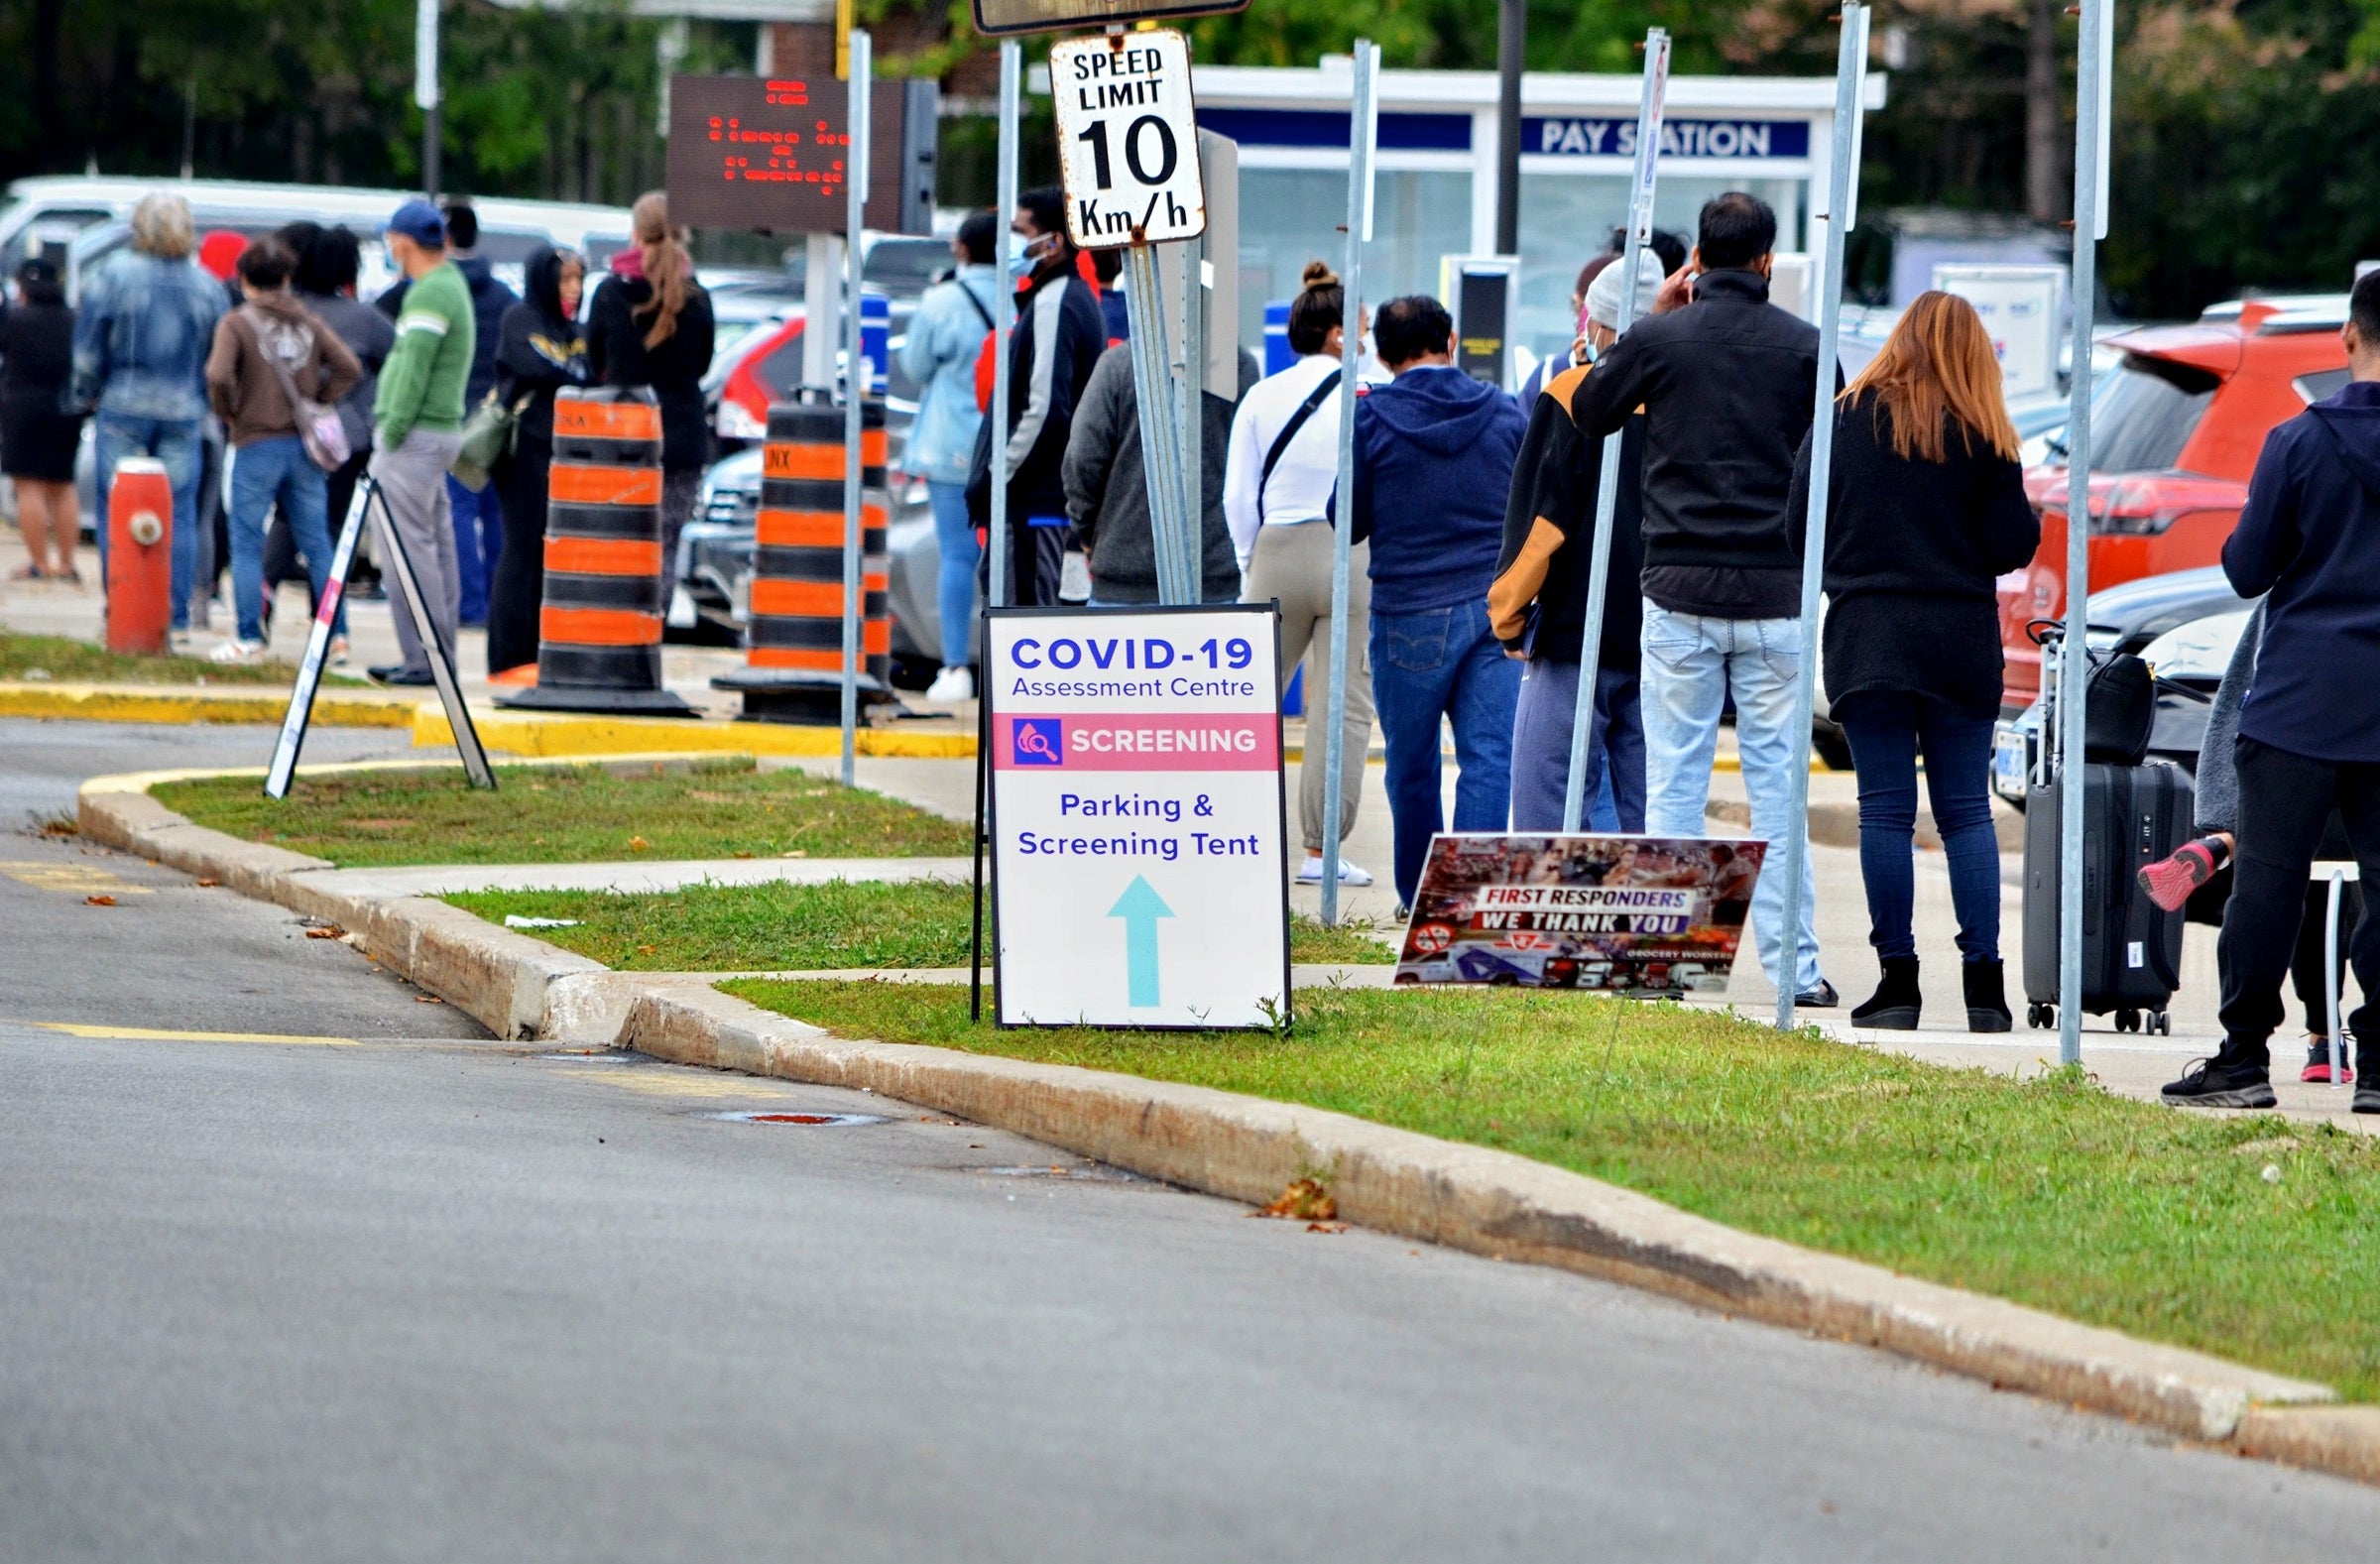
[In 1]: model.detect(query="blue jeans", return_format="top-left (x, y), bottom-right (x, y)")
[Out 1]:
top-left (1370, 597), bottom-right (1522, 906)
top-left (92, 413), bottom-right (204, 629)
top-left (447, 473), bottom-right (502, 627)
top-left (1834, 691), bottom-right (2001, 963)
top-left (226, 436), bottom-right (342, 643)
top-left (1639, 605), bottom-right (1823, 994)
top-left (1508, 658), bottom-right (1644, 833)
top-left (927, 479), bottom-right (982, 668)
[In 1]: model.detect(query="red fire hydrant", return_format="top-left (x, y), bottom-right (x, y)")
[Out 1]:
top-left (105, 457), bottom-right (174, 656)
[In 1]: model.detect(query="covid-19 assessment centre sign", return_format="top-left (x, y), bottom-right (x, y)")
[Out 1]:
top-left (985, 605), bottom-right (1289, 1028)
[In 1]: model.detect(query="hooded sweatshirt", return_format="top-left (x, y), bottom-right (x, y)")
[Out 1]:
top-left (1336, 363), bottom-right (1528, 615)
top-left (494, 246), bottom-right (590, 448)
top-left (2222, 377), bottom-right (2380, 762)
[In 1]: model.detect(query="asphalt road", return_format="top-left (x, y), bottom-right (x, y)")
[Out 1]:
top-left (6, 720), bottom-right (2379, 1562)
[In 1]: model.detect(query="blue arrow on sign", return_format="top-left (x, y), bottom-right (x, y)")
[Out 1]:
top-left (1107, 875), bottom-right (1175, 1008)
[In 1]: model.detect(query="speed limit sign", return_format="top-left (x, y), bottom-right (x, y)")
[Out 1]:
top-left (1050, 29), bottom-right (1206, 249)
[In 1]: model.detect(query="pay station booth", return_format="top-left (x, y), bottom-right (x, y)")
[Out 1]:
top-left (1178, 61), bottom-right (1886, 382)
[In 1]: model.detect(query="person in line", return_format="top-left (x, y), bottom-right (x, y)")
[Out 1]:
top-left (379, 201), bottom-right (519, 628)
top-left (1063, 337), bottom-right (1258, 605)
top-left (485, 245), bottom-right (589, 678)
top-left (2139, 601), bottom-right (2362, 1082)
top-left (965, 186), bottom-right (1104, 610)
top-left (1223, 262), bottom-right (1375, 888)
top-left (365, 199), bottom-right (475, 687)
top-left (1, 259), bottom-right (85, 582)
top-left (588, 190), bottom-right (714, 608)
top-left (2163, 270), bottom-right (2380, 1111)
top-left (1337, 294), bottom-right (1529, 913)
top-left (900, 211), bottom-right (1000, 700)
top-left (1494, 252), bottom-right (1662, 832)
top-left (202, 236), bottom-right (361, 664)
top-left (1784, 292), bottom-right (2039, 1031)
top-left (1574, 191), bottom-right (1838, 1008)
top-left (1516, 228), bottom-right (1687, 407)
top-left (258, 223), bottom-right (393, 645)
top-left (66, 191), bottom-right (224, 643)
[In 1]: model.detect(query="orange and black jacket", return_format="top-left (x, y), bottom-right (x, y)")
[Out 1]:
top-left (1488, 362), bottom-right (1646, 669)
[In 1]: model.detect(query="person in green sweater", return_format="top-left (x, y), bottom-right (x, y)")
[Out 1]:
top-left (366, 199), bottom-right (476, 686)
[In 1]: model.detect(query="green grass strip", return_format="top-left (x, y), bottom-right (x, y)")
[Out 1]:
top-left (1, 630), bottom-right (297, 685)
top-left (447, 880), bottom-right (1393, 971)
top-left (158, 758), bottom-right (974, 868)
top-left (728, 978), bottom-right (2380, 1399)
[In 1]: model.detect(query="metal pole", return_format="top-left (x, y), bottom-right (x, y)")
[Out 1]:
top-left (1125, 242), bottom-right (1193, 605)
top-left (1774, 4), bottom-right (1867, 1031)
top-left (2058, 0), bottom-right (2110, 1066)
top-left (988, 41), bottom-right (1021, 611)
top-left (415, 0), bottom-right (440, 198)
top-left (1560, 28), bottom-right (1667, 832)
top-left (839, 28), bottom-right (871, 788)
top-left (2328, 871), bottom-right (2345, 1088)
top-left (1319, 40), bottom-right (1377, 926)
top-left (1493, 0), bottom-right (1525, 255)
top-left (1176, 229), bottom-right (1207, 601)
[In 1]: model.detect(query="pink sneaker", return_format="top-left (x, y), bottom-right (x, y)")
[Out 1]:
top-left (2138, 838), bottom-right (2222, 912)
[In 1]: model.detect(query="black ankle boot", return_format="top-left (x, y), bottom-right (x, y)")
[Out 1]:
top-left (1852, 956), bottom-right (1922, 1029)
top-left (1964, 959), bottom-right (2012, 1033)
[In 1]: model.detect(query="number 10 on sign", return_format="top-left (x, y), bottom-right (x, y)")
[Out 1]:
top-left (1052, 30), bottom-right (1206, 248)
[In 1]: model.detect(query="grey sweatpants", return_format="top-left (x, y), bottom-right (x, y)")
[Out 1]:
top-left (1243, 522), bottom-right (1372, 852)
top-left (371, 428), bottom-right (466, 675)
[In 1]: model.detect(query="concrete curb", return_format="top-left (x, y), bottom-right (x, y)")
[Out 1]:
top-left (0, 679), bottom-right (414, 727)
top-left (72, 765), bottom-right (2380, 1490)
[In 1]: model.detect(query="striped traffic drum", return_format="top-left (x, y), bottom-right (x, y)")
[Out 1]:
top-left (499, 386), bottom-right (692, 715)
top-left (712, 401), bottom-right (895, 724)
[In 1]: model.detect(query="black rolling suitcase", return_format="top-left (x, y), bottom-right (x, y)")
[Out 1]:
top-left (2020, 629), bottom-right (2191, 1033)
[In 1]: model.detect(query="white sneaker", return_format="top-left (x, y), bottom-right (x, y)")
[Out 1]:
top-left (168, 630), bottom-right (195, 655)
top-left (1296, 855), bottom-right (1373, 887)
top-left (208, 638), bottom-right (269, 665)
top-left (327, 636), bottom-right (352, 669)
top-left (925, 665), bottom-right (976, 702)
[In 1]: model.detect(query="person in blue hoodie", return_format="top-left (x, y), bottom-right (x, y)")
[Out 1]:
top-left (2163, 269), bottom-right (2380, 1112)
top-left (1336, 294), bottom-right (1529, 911)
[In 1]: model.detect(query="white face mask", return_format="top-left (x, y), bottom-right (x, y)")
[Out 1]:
top-left (1008, 233), bottom-right (1051, 280)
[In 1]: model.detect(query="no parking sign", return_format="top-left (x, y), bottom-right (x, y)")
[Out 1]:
top-left (985, 605), bottom-right (1289, 1028)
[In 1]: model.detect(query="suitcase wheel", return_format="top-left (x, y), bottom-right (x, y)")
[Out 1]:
top-left (2151, 1009), bottom-right (2171, 1036)
top-left (2027, 1002), bottom-right (2052, 1030)
top-left (2116, 1009), bottom-right (2140, 1033)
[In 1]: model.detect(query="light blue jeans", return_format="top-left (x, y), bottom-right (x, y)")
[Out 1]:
top-left (1639, 604), bottom-right (1823, 994)
top-left (927, 479), bottom-right (981, 669)
top-left (92, 413), bottom-right (204, 629)
top-left (226, 435), bottom-right (342, 643)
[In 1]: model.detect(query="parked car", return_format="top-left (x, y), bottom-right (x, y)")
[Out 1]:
top-left (1997, 294), bottom-right (2352, 703)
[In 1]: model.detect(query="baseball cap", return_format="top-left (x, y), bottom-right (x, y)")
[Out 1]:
top-left (386, 199), bottom-right (446, 247)
top-left (1586, 250), bottom-right (1665, 332)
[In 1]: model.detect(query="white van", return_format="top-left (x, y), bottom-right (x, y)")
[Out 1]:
top-left (0, 176), bottom-right (631, 300)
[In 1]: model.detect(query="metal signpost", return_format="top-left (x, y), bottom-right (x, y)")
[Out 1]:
top-left (1052, 26), bottom-right (1208, 606)
top-left (1774, 3), bottom-right (1868, 1031)
top-left (2059, 0), bottom-right (2115, 1065)
top-left (1560, 27), bottom-right (1669, 833)
top-left (1317, 39), bottom-right (1378, 928)
top-left (988, 42), bottom-right (1022, 614)
top-left (839, 29), bottom-right (873, 787)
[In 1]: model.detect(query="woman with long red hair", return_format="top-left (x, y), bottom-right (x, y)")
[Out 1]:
top-left (1787, 290), bottom-right (2041, 1032)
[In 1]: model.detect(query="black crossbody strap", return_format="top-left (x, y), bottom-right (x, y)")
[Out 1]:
top-left (1255, 368), bottom-right (1343, 518)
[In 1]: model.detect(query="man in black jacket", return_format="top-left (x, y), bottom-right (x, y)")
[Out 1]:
top-left (1574, 192), bottom-right (1836, 1008)
top-left (2165, 270), bottom-right (2380, 1110)
top-left (1493, 251), bottom-right (1659, 832)
top-left (966, 186), bottom-right (1105, 608)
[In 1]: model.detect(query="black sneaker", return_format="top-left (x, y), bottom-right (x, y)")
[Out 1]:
top-left (2354, 1086), bottom-right (2380, 1114)
top-left (1795, 979), bottom-right (1840, 1009)
top-left (2161, 1054), bottom-right (2277, 1110)
top-left (367, 664), bottom-right (434, 687)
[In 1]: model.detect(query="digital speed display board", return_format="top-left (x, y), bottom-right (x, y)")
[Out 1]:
top-left (665, 74), bottom-right (933, 235)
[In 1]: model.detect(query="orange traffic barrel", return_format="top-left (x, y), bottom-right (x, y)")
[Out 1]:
top-left (498, 387), bottom-right (692, 716)
top-left (105, 457), bottom-right (174, 656)
top-left (711, 401), bottom-right (894, 724)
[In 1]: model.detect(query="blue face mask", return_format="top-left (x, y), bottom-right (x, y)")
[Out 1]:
top-left (1007, 235), bottom-right (1046, 280)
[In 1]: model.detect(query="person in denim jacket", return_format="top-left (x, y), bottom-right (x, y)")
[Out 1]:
top-left (66, 191), bottom-right (225, 639)
top-left (897, 210), bottom-right (1000, 701)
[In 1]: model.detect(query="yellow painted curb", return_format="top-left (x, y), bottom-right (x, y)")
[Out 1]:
top-left (415, 702), bottom-right (979, 760)
top-left (0, 680), bottom-right (412, 728)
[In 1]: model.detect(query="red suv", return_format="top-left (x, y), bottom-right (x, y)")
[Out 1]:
top-left (1997, 297), bottom-right (2353, 704)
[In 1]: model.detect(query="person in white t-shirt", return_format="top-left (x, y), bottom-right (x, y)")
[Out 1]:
top-left (1224, 261), bottom-right (1374, 888)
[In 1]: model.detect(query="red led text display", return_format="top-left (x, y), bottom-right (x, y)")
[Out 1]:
top-left (666, 74), bottom-right (905, 233)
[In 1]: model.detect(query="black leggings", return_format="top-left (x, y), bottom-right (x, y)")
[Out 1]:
top-left (486, 439), bottom-right (552, 676)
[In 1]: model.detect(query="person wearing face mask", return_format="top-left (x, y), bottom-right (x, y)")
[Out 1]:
top-left (964, 186), bottom-right (1105, 608)
top-left (1516, 229), bottom-right (1687, 408)
top-left (485, 245), bottom-right (590, 678)
top-left (1492, 250), bottom-right (1663, 833)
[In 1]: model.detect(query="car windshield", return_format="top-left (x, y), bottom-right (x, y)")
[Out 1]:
top-left (2056, 354), bottom-right (2217, 473)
